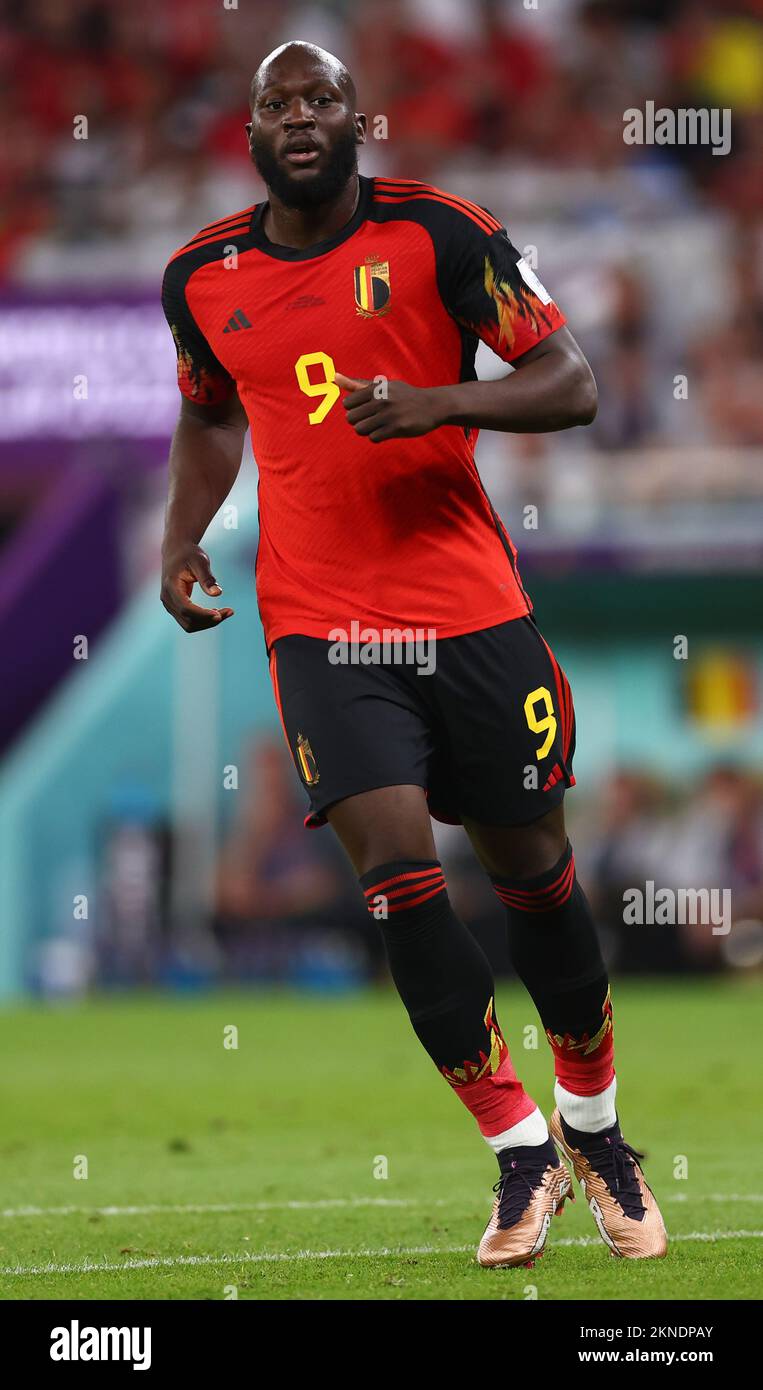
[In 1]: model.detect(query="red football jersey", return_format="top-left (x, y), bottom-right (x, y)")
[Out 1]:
top-left (161, 176), bottom-right (566, 648)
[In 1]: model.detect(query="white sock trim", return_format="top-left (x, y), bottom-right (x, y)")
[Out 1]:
top-left (554, 1076), bottom-right (617, 1133)
top-left (483, 1105), bottom-right (549, 1154)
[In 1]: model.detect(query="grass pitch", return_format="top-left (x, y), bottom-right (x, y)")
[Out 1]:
top-left (1, 979), bottom-right (761, 1301)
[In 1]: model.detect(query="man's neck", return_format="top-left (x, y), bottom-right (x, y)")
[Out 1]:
top-left (262, 175), bottom-right (360, 250)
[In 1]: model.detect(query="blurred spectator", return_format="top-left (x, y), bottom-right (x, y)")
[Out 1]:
top-left (463, 0), bottom-right (554, 156)
top-left (94, 784), bottom-right (173, 986)
top-left (583, 764), bottom-right (763, 973)
top-left (582, 769), bottom-right (672, 972)
top-left (586, 768), bottom-right (667, 900)
top-left (587, 265), bottom-right (657, 449)
top-left (690, 224), bottom-right (763, 445)
top-left (670, 764), bottom-right (763, 903)
top-left (213, 734), bottom-right (383, 982)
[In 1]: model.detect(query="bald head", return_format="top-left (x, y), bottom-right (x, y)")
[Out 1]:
top-left (250, 41), bottom-right (357, 111)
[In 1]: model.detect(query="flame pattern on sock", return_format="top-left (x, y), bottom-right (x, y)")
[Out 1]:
top-left (546, 986), bottom-right (613, 1058)
top-left (440, 995), bottom-right (507, 1087)
top-left (547, 987), bottom-right (615, 1096)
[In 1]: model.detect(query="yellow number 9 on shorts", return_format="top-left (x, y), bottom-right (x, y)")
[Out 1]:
top-left (524, 685), bottom-right (557, 760)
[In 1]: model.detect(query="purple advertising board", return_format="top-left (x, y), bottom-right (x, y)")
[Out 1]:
top-left (0, 289), bottom-right (178, 748)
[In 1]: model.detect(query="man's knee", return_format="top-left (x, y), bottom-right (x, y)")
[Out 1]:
top-left (326, 784), bottom-right (436, 876)
top-left (465, 804), bottom-right (568, 879)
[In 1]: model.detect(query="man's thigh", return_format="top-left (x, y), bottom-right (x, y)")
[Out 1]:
top-left (269, 634), bottom-right (436, 832)
top-left (430, 616), bottom-right (577, 829)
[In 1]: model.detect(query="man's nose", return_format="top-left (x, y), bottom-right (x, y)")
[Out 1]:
top-left (283, 101), bottom-right (315, 128)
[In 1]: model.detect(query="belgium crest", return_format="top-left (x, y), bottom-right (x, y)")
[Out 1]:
top-left (354, 258), bottom-right (391, 317)
top-left (295, 732), bottom-right (319, 786)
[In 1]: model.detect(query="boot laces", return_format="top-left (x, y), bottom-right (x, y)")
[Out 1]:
top-left (586, 1133), bottom-right (646, 1221)
top-left (492, 1147), bottom-right (551, 1229)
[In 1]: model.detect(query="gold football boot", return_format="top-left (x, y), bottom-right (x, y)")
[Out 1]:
top-left (549, 1108), bottom-right (667, 1259)
top-left (477, 1137), bottom-right (574, 1268)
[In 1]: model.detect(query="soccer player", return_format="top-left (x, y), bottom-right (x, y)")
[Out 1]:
top-left (160, 41), bottom-right (667, 1267)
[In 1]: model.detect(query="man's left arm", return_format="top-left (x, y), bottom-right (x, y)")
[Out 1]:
top-left (336, 208), bottom-right (596, 442)
top-left (435, 325), bottom-right (597, 432)
top-left (336, 326), bottom-right (596, 441)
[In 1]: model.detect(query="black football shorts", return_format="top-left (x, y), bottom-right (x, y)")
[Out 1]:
top-left (268, 615), bottom-right (576, 829)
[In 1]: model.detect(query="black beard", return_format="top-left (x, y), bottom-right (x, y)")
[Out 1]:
top-left (250, 128), bottom-right (359, 209)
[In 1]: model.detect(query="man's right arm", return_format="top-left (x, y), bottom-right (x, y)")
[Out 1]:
top-left (160, 391), bottom-right (248, 632)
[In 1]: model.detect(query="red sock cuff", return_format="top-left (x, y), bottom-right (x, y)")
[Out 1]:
top-left (360, 860), bottom-right (447, 914)
top-left (491, 841), bottom-right (575, 913)
top-left (451, 1050), bottom-right (537, 1137)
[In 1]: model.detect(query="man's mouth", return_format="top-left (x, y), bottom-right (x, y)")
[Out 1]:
top-left (284, 142), bottom-right (321, 166)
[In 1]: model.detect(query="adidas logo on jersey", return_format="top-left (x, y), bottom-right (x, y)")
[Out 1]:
top-left (222, 309), bottom-right (252, 333)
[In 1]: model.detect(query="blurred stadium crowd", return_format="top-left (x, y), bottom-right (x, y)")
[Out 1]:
top-left (88, 731), bottom-right (763, 992)
top-left (213, 737), bottom-right (763, 979)
top-left (2, 0), bottom-right (763, 992)
top-left (3, 0), bottom-right (763, 465)
top-left (3, 0), bottom-right (763, 252)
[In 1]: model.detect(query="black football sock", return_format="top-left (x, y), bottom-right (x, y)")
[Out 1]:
top-left (490, 841), bottom-right (616, 1129)
top-left (359, 859), bottom-right (539, 1141)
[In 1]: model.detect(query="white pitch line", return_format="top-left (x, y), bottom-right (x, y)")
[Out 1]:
top-left (2, 1193), bottom-right (761, 1221)
top-left (3, 1230), bottom-right (761, 1278)
top-left (664, 1194), bottom-right (763, 1203)
top-left (0, 1197), bottom-right (437, 1220)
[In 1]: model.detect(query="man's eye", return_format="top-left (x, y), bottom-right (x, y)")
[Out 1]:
top-left (314, 97), bottom-right (333, 106)
top-left (265, 100), bottom-right (284, 110)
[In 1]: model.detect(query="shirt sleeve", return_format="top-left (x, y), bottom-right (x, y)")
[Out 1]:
top-left (161, 254), bottom-right (236, 406)
top-left (437, 210), bottom-right (566, 365)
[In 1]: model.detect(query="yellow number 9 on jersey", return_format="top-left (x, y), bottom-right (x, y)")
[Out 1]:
top-left (295, 351), bottom-right (340, 425)
top-left (524, 685), bottom-right (557, 760)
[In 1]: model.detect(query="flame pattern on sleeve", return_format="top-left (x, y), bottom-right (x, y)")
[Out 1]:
top-left (170, 324), bottom-right (234, 405)
top-left (441, 218), bottom-right (565, 364)
top-left (461, 248), bottom-right (558, 358)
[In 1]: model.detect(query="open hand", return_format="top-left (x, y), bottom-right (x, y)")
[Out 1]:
top-left (160, 543), bottom-right (234, 633)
